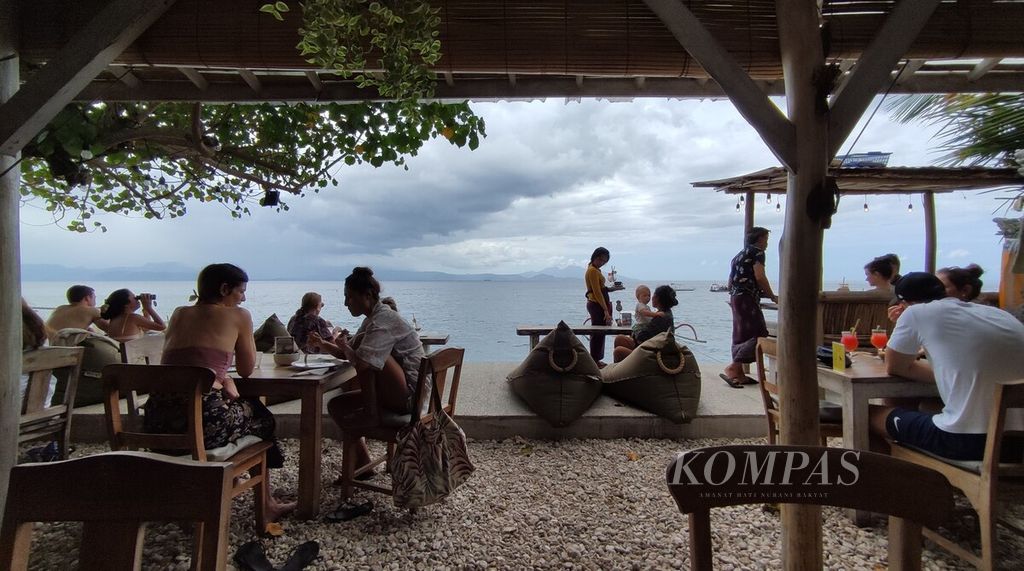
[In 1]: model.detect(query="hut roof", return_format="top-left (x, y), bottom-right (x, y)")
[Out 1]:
top-left (15, 0), bottom-right (1024, 102)
top-left (692, 166), bottom-right (1024, 195)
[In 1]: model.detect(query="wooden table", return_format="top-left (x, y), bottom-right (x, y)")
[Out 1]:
top-left (233, 358), bottom-right (355, 520)
top-left (516, 325), bottom-right (633, 349)
top-left (418, 331), bottom-right (449, 353)
top-left (815, 355), bottom-right (939, 525)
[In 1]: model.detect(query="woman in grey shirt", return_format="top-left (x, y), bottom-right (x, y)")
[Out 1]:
top-left (310, 266), bottom-right (424, 470)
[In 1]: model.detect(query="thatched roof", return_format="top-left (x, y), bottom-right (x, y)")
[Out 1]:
top-left (16, 0), bottom-right (1024, 102)
top-left (692, 166), bottom-right (1024, 195)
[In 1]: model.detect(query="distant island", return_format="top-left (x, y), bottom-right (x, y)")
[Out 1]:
top-left (21, 262), bottom-right (640, 283)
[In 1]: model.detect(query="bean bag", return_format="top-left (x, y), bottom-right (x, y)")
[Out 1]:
top-left (52, 332), bottom-right (122, 407)
top-left (507, 321), bottom-right (602, 427)
top-left (601, 331), bottom-right (701, 423)
top-left (254, 313), bottom-right (289, 352)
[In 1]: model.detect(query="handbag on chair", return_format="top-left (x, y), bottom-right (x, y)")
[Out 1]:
top-left (389, 374), bottom-right (475, 509)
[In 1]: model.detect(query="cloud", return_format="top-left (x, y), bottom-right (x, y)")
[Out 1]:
top-left (20, 96), bottom-right (1005, 281)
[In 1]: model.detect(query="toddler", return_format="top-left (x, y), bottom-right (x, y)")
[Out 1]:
top-left (632, 285), bottom-right (661, 334)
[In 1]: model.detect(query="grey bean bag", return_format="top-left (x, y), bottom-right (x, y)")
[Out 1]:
top-left (507, 321), bottom-right (602, 427)
top-left (601, 331), bottom-right (701, 423)
top-left (254, 313), bottom-right (289, 352)
top-left (52, 332), bottom-right (122, 407)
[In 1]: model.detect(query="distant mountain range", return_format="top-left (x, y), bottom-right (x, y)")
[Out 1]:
top-left (21, 263), bottom-right (621, 282)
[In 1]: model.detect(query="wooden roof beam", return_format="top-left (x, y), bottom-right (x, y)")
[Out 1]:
top-left (967, 57), bottom-right (1003, 82)
top-left (643, 0), bottom-right (796, 171)
top-left (0, 0), bottom-right (178, 156)
top-left (304, 70), bottom-right (322, 91)
top-left (176, 66), bottom-right (208, 91)
top-left (108, 65), bottom-right (140, 89)
top-left (896, 59), bottom-right (927, 85)
top-left (828, 0), bottom-right (942, 159)
top-left (238, 69), bottom-right (261, 94)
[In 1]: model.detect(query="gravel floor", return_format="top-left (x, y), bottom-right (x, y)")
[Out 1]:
top-left (21, 437), bottom-right (1022, 570)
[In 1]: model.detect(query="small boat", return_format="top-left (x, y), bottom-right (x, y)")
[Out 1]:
top-left (709, 283), bottom-right (730, 292)
top-left (677, 288), bottom-right (695, 292)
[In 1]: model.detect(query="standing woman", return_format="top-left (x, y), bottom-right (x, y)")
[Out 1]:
top-left (309, 267), bottom-right (424, 471)
top-left (723, 227), bottom-right (778, 388)
top-left (100, 289), bottom-right (165, 342)
top-left (145, 263), bottom-right (294, 521)
top-left (585, 247), bottom-right (620, 367)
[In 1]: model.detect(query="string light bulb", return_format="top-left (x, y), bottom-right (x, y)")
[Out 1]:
top-left (776, 202), bottom-right (781, 212)
top-left (766, 192), bottom-right (772, 203)
top-left (739, 195), bottom-right (745, 203)
top-left (907, 201), bottom-right (913, 212)
top-left (735, 201), bottom-right (741, 211)
top-left (863, 201), bottom-right (869, 212)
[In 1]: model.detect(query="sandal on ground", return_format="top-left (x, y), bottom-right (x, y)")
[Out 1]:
top-left (279, 540), bottom-right (321, 571)
top-left (719, 373), bottom-right (745, 389)
top-left (324, 501), bottom-right (373, 523)
top-left (741, 375), bottom-right (759, 385)
top-left (232, 540), bottom-right (275, 571)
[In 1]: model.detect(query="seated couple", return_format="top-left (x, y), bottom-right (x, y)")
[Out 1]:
top-left (45, 284), bottom-right (166, 343)
top-left (612, 284), bottom-right (678, 363)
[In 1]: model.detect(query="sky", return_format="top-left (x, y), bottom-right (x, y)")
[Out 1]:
top-left (17, 96), bottom-right (1016, 286)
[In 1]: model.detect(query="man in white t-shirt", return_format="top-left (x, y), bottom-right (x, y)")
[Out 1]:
top-left (869, 272), bottom-right (1024, 460)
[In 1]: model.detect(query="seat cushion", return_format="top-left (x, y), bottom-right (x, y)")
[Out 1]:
top-left (601, 332), bottom-right (701, 424)
top-left (52, 333), bottom-right (122, 407)
top-left (253, 314), bottom-right (289, 353)
top-left (206, 434), bottom-right (265, 462)
top-left (507, 321), bottom-right (602, 427)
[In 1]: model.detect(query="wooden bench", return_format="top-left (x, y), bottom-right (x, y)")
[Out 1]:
top-left (516, 325), bottom-right (632, 349)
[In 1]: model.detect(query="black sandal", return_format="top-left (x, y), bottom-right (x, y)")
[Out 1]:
top-left (324, 501), bottom-right (373, 523)
top-left (719, 373), bottom-right (745, 389)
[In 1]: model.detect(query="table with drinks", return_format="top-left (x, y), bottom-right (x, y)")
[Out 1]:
top-left (816, 328), bottom-right (940, 525)
top-left (233, 355), bottom-right (355, 520)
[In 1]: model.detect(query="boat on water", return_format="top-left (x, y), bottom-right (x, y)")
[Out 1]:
top-left (709, 283), bottom-right (730, 292)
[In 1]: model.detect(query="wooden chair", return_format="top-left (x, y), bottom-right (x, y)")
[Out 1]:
top-left (891, 380), bottom-right (1024, 570)
top-left (755, 337), bottom-right (843, 446)
top-left (20, 346), bottom-right (84, 460)
top-left (0, 451), bottom-right (232, 570)
top-left (337, 347), bottom-right (465, 502)
top-left (102, 364), bottom-right (272, 532)
top-left (118, 334), bottom-right (165, 421)
top-left (667, 445), bottom-right (955, 571)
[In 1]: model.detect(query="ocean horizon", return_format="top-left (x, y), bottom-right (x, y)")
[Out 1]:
top-left (24, 279), bottom-right (847, 364)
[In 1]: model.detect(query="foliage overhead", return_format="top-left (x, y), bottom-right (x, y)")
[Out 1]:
top-left (261, 0), bottom-right (442, 101)
top-left (21, 101), bottom-right (484, 232)
top-left (22, 1), bottom-right (484, 232)
top-left (886, 93), bottom-right (1024, 167)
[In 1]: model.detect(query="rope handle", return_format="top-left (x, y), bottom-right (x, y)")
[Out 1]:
top-left (656, 349), bottom-right (686, 375)
top-left (547, 348), bottom-right (578, 373)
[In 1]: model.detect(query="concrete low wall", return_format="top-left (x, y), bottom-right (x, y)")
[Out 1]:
top-left (70, 361), bottom-right (769, 443)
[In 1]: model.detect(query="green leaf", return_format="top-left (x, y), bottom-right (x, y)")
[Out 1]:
top-left (274, 1), bottom-right (289, 12)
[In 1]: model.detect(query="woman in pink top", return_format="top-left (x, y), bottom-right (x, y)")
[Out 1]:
top-left (144, 263), bottom-right (294, 521)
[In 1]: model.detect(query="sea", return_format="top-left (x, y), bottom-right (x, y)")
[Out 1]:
top-left (24, 280), bottom-right (844, 365)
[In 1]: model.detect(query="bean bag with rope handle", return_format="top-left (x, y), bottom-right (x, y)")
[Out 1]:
top-left (506, 321), bottom-right (602, 427)
top-left (601, 331), bottom-right (701, 423)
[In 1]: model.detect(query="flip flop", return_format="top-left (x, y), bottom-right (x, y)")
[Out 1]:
top-left (741, 375), bottom-right (759, 385)
top-left (719, 373), bottom-right (745, 389)
top-left (325, 501), bottom-right (374, 523)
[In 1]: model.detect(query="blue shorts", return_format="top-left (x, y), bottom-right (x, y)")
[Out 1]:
top-left (885, 409), bottom-right (987, 461)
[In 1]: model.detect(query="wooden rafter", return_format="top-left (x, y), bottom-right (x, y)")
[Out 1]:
top-left (643, 0), bottom-right (797, 171)
top-left (827, 0), bottom-right (942, 159)
top-left (238, 69), bottom-right (261, 94)
top-left (0, 0), bottom-right (178, 157)
top-left (967, 57), bottom-right (1003, 82)
top-left (176, 67), bottom-right (208, 91)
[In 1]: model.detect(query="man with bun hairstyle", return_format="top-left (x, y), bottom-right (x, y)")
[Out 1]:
top-left (870, 272), bottom-right (1024, 460)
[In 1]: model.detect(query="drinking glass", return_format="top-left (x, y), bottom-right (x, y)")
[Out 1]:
top-left (870, 327), bottom-right (888, 352)
top-left (840, 330), bottom-right (859, 352)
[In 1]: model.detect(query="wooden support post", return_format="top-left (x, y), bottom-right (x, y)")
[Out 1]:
top-left (0, 0), bottom-right (20, 519)
top-left (923, 192), bottom-right (937, 273)
top-left (776, 0), bottom-right (827, 568)
top-left (744, 191), bottom-right (755, 238)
